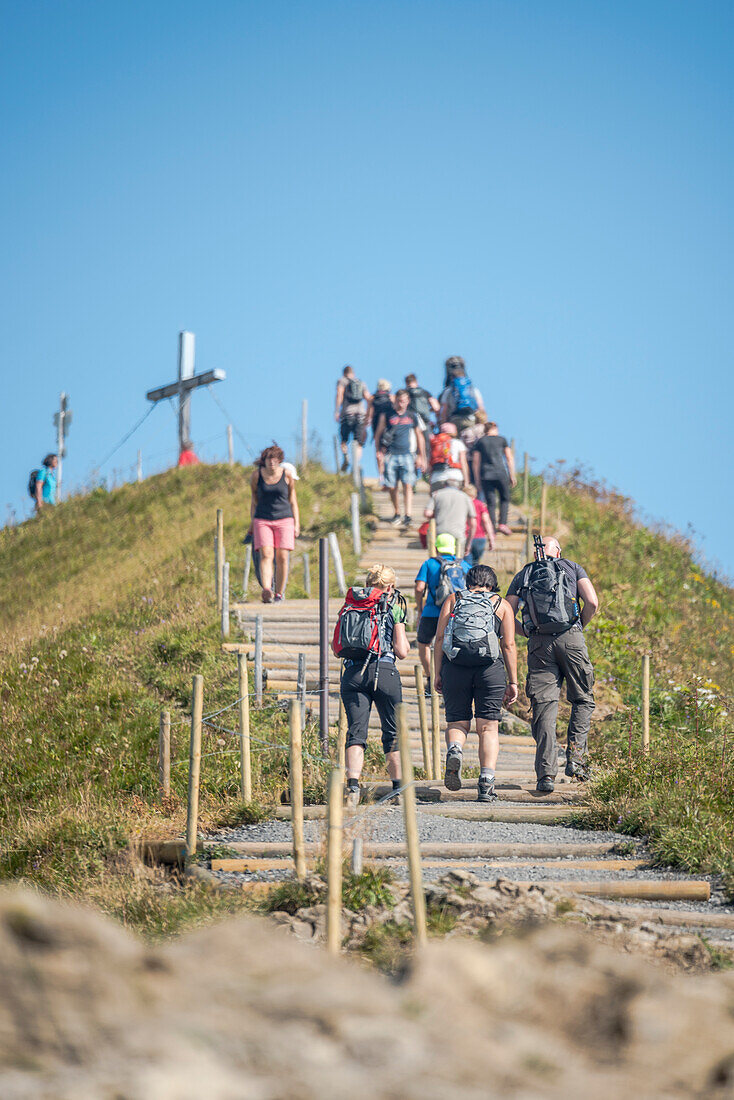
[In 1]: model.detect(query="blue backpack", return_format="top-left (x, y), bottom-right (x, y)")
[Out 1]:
top-left (433, 558), bottom-right (467, 606)
top-left (450, 375), bottom-right (478, 414)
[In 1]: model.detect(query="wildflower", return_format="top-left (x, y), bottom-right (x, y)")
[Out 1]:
top-left (82, 647), bottom-right (88, 653)
top-left (94, 705), bottom-right (100, 712)
top-left (217, 738), bottom-right (226, 746)
top-left (59, 650), bottom-right (67, 659)
top-left (51, 679), bottom-right (59, 687)
top-left (31, 656), bottom-right (39, 665)
top-left (95, 747), bottom-right (104, 755)
top-left (24, 737), bottom-right (32, 744)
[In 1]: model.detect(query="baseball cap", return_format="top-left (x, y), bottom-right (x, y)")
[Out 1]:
top-left (435, 533), bottom-right (456, 555)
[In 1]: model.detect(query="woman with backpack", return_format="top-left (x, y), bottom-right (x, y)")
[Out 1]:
top-left (368, 380), bottom-right (395, 484)
top-left (332, 563), bottom-right (409, 809)
top-left (434, 564), bottom-right (518, 802)
top-left (249, 443), bottom-right (300, 604)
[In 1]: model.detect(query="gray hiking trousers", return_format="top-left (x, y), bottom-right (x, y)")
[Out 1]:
top-left (525, 626), bottom-right (595, 779)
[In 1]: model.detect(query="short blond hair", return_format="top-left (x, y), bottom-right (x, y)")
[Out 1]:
top-left (365, 563), bottom-right (396, 589)
top-left (463, 483), bottom-right (477, 499)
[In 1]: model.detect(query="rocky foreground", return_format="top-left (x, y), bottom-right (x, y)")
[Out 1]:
top-left (1, 885), bottom-right (734, 1098)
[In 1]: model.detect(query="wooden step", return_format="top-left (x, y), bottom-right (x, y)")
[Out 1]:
top-left (205, 840), bottom-right (630, 859)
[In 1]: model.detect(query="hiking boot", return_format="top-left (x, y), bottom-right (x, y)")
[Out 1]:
top-left (565, 760), bottom-right (589, 781)
top-left (345, 785), bottom-right (361, 809)
top-left (401, 514), bottom-right (412, 528)
top-left (389, 513), bottom-right (402, 526)
top-left (341, 457), bottom-right (350, 472)
top-left (536, 777), bottom-right (555, 793)
top-left (444, 746), bottom-right (462, 792)
top-left (477, 776), bottom-right (497, 802)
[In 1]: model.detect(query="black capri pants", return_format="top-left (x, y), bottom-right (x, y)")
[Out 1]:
top-left (341, 659), bottom-right (402, 755)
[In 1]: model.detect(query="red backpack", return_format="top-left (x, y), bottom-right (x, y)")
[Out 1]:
top-left (332, 587), bottom-right (387, 661)
top-left (430, 432), bottom-right (460, 469)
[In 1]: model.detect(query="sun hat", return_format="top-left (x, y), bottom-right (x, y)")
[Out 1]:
top-left (435, 533), bottom-right (457, 555)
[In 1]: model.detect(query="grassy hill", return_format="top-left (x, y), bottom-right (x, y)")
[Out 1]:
top-left (0, 462), bottom-right (732, 936)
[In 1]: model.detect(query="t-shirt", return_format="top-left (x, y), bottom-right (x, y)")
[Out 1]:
top-left (178, 449), bottom-right (200, 467)
top-left (36, 466), bottom-right (57, 504)
top-left (426, 486), bottom-right (476, 543)
top-left (507, 559), bottom-right (589, 600)
top-left (474, 435), bottom-right (509, 478)
top-left (383, 411), bottom-right (421, 455)
top-left (469, 498), bottom-right (490, 539)
top-left (340, 378), bottom-right (366, 419)
top-left (431, 437), bottom-right (467, 469)
top-left (415, 554), bottom-right (471, 618)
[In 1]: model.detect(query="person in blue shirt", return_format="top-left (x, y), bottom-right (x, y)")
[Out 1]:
top-left (414, 532), bottom-right (471, 691)
top-left (34, 454), bottom-right (59, 511)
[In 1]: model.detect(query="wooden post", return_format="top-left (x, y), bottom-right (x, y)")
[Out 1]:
top-left (333, 435), bottom-right (340, 474)
top-left (289, 699), bottom-right (307, 881)
top-left (351, 440), bottom-right (360, 487)
top-left (397, 704), bottom-right (428, 945)
top-left (326, 767), bottom-right (344, 955)
top-left (238, 653), bottom-right (252, 802)
top-left (525, 514), bottom-right (533, 562)
top-left (185, 675), bottom-right (204, 859)
top-left (216, 509), bottom-right (224, 611)
top-left (429, 648), bottom-right (441, 782)
top-left (414, 665), bottom-right (432, 776)
top-left (221, 561), bottom-right (230, 638)
top-left (301, 399), bottom-right (308, 468)
top-left (227, 424), bottom-right (234, 466)
top-left (337, 697), bottom-right (347, 770)
top-left (510, 438), bottom-right (516, 466)
top-left (243, 544), bottom-right (252, 600)
top-left (159, 710), bottom-right (171, 799)
top-left (351, 837), bottom-right (363, 876)
top-left (254, 614), bottom-right (263, 707)
top-left (642, 654), bottom-right (650, 753)
top-left (350, 492), bottom-right (361, 556)
top-left (302, 551), bottom-right (311, 597)
top-left (328, 531), bottom-right (347, 596)
top-left (137, 449), bottom-right (143, 483)
top-left (297, 652), bottom-right (307, 728)
top-left (214, 534), bottom-right (219, 607)
top-left (427, 518), bottom-right (437, 558)
top-left (540, 478), bottom-right (547, 535)
top-left (523, 452), bottom-right (529, 507)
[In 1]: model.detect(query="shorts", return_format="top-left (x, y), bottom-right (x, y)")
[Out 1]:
top-left (252, 517), bottom-right (295, 551)
top-left (340, 415), bottom-right (367, 446)
top-left (442, 658), bottom-right (506, 723)
top-left (384, 452), bottom-right (416, 488)
top-left (429, 467), bottom-right (464, 491)
top-left (341, 659), bottom-right (402, 755)
top-left (417, 614), bottom-right (439, 645)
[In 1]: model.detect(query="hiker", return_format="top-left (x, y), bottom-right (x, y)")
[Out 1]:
top-left (368, 380), bottom-right (395, 484)
top-left (374, 388), bottom-right (426, 528)
top-left (434, 564), bottom-right (518, 802)
top-left (463, 484), bottom-right (495, 565)
top-left (428, 422), bottom-right (470, 491)
top-left (249, 443), bottom-right (300, 604)
top-left (438, 357), bottom-right (485, 431)
top-left (405, 373), bottom-right (439, 459)
top-left (505, 536), bottom-right (599, 791)
top-left (30, 454), bottom-right (59, 512)
top-left (414, 533), bottom-right (470, 689)
top-left (178, 439), bottom-right (200, 467)
top-left (333, 564), bottom-right (410, 808)
top-left (335, 365), bottom-right (371, 473)
top-left (459, 411), bottom-right (487, 489)
top-left (424, 481), bottom-right (476, 560)
top-left (472, 422), bottom-right (516, 535)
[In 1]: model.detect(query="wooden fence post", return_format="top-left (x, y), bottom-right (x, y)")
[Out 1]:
top-left (351, 440), bottom-right (360, 487)
top-left (351, 837), bottom-right (363, 876)
top-left (214, 534), bottom-right (219, 607)
top-left (254, 614), bottom-right (263, 707)
top-left (397, 703), bottom-right (427, 945)
top-left (525, 514), bottom-right (533, 562)
top-left (185, 675), bottom-right (204, 859)
top-left (302, 551), bottom-right (311, 597)
top-left (523, 453), bottom-right (529, 508)
top-left (642, 654), bottom-right (650, 753)
top-left (297, 652), bottom-right (307, 728)
top-left (238, 653), bottom-right (252, 802)
top-left (429, 648), bottom-right (441, 782)
top-left (137, 449), bottom-right (143, 483)
top-left (540, 478), bottom-right (547, 535)
top-left (333, 436), bottom-right (340, 475)
top-left (414, 665), bottom-right (432, 776)
top-left (216, 509), bottom-right (224, 612)
top-left (289, 699), bottom-right (307, 881)
top-left (350, 492), bottom-right (361, 556)
top-left (159, 710), bottom-right (171, 799)
top-left (326, 767), bottom-right (344, 954)
top-left (427, 518), bottom-right (437, 558)
top-left (221, 561), bottom-right (230, 637)
top-left (301, 399), bottom-right (308, 468)
top-left (243, 544), bottom-right (252, 600)
top-left (227, 424), bottom-right (234, 466)
top-left (337, 697), bottom-right (348, 770)
top-left (328, 531), bottom-right (347, 596)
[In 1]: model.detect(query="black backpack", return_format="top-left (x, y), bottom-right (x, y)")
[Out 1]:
top-left (409, 386), bottom-right (433, 422)
top-left (344, 378), bottom-right (364, 404)
top-left (518, 560), bottom-right (579, 635)
top-left (27, 469), bottom-right (40, 499)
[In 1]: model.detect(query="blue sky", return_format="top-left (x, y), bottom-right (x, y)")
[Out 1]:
top-left (2, 1), bottom-right (732, 574)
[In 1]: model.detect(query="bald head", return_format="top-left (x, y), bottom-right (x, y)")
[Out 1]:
top-left (543, 537), bottom-right (562, 558)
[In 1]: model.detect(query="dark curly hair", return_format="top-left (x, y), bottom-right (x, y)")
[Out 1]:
top-left (257, 443), bottom-right (284, 468)
top-left (466, 564), bottom-right (498, 591)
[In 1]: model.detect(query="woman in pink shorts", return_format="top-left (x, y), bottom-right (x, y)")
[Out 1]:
top-left (250, 444), bottom-right (300, 603)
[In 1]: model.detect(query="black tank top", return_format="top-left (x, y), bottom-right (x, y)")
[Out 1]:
top-left (255, 469), bottom-right (293, 521)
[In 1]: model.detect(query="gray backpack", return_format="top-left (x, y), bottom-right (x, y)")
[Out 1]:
top-left (442, 591), bottom-right (502, 666)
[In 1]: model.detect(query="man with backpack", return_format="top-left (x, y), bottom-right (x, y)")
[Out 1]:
top-left (335, 365), bottom-right (372, 473)
top-left (29, 454), bottom-right (59, 512)
top-left (414, 533), bottom-right (471, 689)
top-left (405, 373), bottom-right (439, 460)
top-left (505, 536), bottom-right (599, 791)
top-left (438, 357), bottom-right (485, 431)
top-left (428, 422), bottom-right (470, 491)
top-left (434, 564), bottom-right (518, 802)
top-left (424, 481), bottom-right (476, 560)
top-left (332, 564), bottom-right (410, 808)
top-left (374, 389), bottom-right (426, 528)
top-left (471, 421), bottom-right (516, 535)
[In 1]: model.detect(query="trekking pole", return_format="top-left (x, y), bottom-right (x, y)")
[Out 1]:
top-left (414, 665), bottom-right (432, 776)
top-left (642, 655), bottom-right (650, 753)
top-left (185, 675), bottom-right (204, 860)
top-left (429, 648), bottom-right (441, 782)
top-left (326, 767), bottom-right (344, 954)
top-left (397, 703), bottom-right (428, 946)
top-left (289, 699), bottom-right (307, 881)
top-left (238, 653), bottom-right (252, 802)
